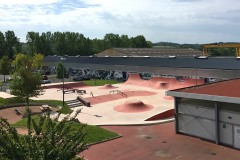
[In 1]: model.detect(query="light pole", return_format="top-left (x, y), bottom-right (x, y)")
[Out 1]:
top-left (194, 55), bottom-right (208, 86)
top-left (195, 56), bottom-right (198, 86)
top-left (61, 57), bottom-right (66, 107)
top-left (93, 54), bottom-right (96, 86)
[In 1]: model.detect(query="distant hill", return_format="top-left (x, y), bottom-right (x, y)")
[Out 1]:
top-left (153, 42), bottom-right (202, 51)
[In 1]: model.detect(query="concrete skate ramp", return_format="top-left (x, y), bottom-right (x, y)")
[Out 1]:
top-left (125, 73), bottom-right (205, 90)
top-left (114, 100), bottom-right (153, 113)
top-left (170, 78), bottom-right (204, 90)
top-left (124, 73), bottom-right (149, 86)
top-left (145, 109), bottom-right (175, 121)
top-left (99, 84), bottom-right (118, 89)
top-left (41, 82), bottom-right (89, 89)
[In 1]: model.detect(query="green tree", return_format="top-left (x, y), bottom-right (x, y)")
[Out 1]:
top-left (0, 56), bottom-right (12, 82)
top-left (56, 63), bottom-right (66, 79)
top-left (0, 31), bottom-right (5, 57)
top-left (0, 109), bottom-right (87, 160)
top-left (130, 35), bottom-right (148, 47)
top-left (104, 33), bottom-right (121, 48)
top-left (5, 31), bottom-right (20, 59)
top-left (10, 53), bottom-right (43, 107)
top-left (26, 32), bottom-right (38, 56)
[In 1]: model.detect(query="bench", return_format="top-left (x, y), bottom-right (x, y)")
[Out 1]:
top-left (76, 89), bottom-right (87, 94)
top-left (77, 96), bottom-right (90, 107)
top-left (64, 89), bottom-right (76, 94)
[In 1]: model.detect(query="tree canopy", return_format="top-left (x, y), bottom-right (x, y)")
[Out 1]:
top-left (0, 55), bottom-right (12, 82)
top-left (0, 31), bottom-right (20, 59)
top-left (10, 53), bottom-right (44, 106)
top-left (0, 109), bottom-right (87, 160)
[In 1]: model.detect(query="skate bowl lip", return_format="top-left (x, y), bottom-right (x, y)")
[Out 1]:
top-left (99, 84), bottom-right (118, 89)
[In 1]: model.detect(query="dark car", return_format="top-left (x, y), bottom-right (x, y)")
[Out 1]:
top-left (42, 75), bottom-right (48, 80)
top-left (42, 79), bottom-right (51, 84)
top-left (72, 76), bottom-right (83, 81)
top-left (82, 75), bottom-right (91, 80)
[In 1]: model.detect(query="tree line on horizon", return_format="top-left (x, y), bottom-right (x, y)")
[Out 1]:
top-left (0, 30), bottom-right (236, 58)
top-left (0, 31), bottom-right (152, 58)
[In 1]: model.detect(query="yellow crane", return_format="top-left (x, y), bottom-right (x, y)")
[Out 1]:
top-left (203, 43), bottom-right (240, 57)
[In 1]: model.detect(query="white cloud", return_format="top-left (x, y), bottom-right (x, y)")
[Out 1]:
top-left (0, 0), bottom-right (240, 43)
top-left (0, 0), bottom-right (58, 5)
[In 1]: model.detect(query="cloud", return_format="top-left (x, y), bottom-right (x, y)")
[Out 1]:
top-left (0, 0), bottom-right (240, 43)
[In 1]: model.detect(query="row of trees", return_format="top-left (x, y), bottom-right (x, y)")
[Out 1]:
top-left (24, 32), bottom-right (152, 56)
top-left (0, 31), bottom-right (152, 58)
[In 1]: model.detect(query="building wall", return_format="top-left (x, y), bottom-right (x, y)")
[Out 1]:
top-left (44, 56), bottom-right (240, 79)
top-left (178, 102), bottom-right (216, 141)
top-left (177, 98), bottom-right (240, 148)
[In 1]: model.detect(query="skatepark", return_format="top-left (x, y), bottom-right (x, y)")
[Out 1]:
top-left (0, 73), bottom-right (205, 126)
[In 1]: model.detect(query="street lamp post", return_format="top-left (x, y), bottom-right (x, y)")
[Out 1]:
top-left (194, 55), bottom-right (208, 87)
top-left (94, 54), bottom-right (96, 86)
top-left (195, 57), bottom-right (198, 86)
top-left (61, 57), bottom-right (66, 107)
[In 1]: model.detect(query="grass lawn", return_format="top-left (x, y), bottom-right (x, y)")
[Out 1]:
top-left (0, 97), bottom-right (72, 114)
top-left (83, 79), bottom-right (119, 86)
top-left (12, 116), bottom-right (119, 145)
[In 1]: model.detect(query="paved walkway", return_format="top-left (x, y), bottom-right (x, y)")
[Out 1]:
top-left (81, 122), bottom-right (240, 160)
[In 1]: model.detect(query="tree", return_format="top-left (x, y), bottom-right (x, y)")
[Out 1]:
top-left (5, 31), bottom-right (20, 59)
top-left (104, 33), bottom-right (121, 48)
top-left (0, 109), bottom-right (87, 160)
top-left (10, 53), bottom-right (44, 107)
top-left (26, 32), bottom-right (38, 56)
top-left (0, 31), bottom-right (5, 57)
top-left (56, 63), bottom-right (66, 79)
top-left (0, 56), bottom-right (12, 82)
top-left (130, 35), bottom-right (148, 47)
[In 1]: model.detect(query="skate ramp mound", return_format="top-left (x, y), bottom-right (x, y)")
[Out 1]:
top-left (99, 84), bottom-right (118, 89)
top-left (124, 73), bottom-right (148, 86)
top-left (114, 100), bottom-right (153, 113)
top-left (145, 109), bottom-right (175, 121)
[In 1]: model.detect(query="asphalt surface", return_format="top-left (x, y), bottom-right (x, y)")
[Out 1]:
top-left (81, 122), bottom-right (240, 160)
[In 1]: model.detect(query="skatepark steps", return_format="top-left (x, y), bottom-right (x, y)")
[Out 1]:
top-left (65, 99), bottom-right (83, 108)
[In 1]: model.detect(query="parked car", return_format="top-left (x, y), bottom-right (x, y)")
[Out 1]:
top-left (82, 75), bottom-right (91, 80)
top-left (42, 79), bottom-right (51, 84)
top-left (72, 76), bottom-right (83, 81)
top-left (42, 75), bottom-right (48, 80)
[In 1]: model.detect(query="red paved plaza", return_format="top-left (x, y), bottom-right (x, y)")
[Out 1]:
top-left (81, 122), bottom-right (240, 160)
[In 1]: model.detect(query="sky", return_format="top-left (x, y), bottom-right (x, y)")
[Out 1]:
top-left (0, 0), bottom-right (240, 44)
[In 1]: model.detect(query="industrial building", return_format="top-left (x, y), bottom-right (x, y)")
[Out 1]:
top-left (166, 79), bottom-right (240, 149)
top-left (96, 48), bottom-right (202, 57)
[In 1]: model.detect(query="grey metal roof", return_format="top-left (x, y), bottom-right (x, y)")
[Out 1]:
top-left (96, 48), bottom-right (203, 57)
top-left (44, 56), bottom-right (240, 70)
